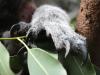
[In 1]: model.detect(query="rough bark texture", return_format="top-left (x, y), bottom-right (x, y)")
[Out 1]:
top-left (76, 0), bottom-right (100, 67)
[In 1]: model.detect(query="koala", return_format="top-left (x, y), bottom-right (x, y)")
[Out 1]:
top-left (2, 4), bottom-right (88, 64)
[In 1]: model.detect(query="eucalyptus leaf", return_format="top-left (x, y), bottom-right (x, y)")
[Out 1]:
top-left (49, 53), bottom-right (58, 59)
top-left (28, 48), bottom-right (67, 75)
top-left (0, 42), bottom-right (15, 75)
top-left (94, 66), bottom-right (100, 75)
top-left (65, 54), bottom-right (96, 75)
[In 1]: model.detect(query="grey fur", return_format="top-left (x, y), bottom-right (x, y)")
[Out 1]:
top-left (27, 5), bottom-right (87, 60)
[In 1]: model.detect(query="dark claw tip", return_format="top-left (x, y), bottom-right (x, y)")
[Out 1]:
top-left (10, 24), bottom-right (20, 37)
top-left (81, 46), bottom-right (88, 65)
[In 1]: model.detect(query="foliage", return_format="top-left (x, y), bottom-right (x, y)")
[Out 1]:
top-left (65, 54), bottom-right (96, 75)
top-left (18, 38), bottom-right (67, 75)
top-left (28, 48), bottom-right (66, 75)
top-left (0, 42), bottom-right (14, 75)
top-left (0, 37), bottom-right (97, 75)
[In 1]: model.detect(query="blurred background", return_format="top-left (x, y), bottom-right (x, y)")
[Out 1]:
top-left (34, 0), bottom-right (80, 20)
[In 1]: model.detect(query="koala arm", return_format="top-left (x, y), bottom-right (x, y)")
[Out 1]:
top-left (26, 5), bottom-right (88, 63)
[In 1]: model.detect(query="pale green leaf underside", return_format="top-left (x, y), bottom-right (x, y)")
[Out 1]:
top-left (28, 48), bottom-right (67, 75)
top-left (0, 42), bottom-right (15, 75)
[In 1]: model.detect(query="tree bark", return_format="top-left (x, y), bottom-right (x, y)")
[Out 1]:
top-left (76, 0), bottom-right (100, 67)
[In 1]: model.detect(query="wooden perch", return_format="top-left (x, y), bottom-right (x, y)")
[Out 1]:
top-left (76, 0), bottom-right (100, 67)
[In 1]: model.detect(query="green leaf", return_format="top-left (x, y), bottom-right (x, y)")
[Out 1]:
top-left (17, 38), bottom-right (63, 75)
top-left (65, 54), bottom-right (96, 75)
top-left (49, 53), bottom-right (58, 59)
top-left (0, 42), bottom-right (15, 75)
top-left (28, 48), bottom-right (67, 75)
top-left (70, 18), bottom-right (76, 30)
top-left (94, 65), bottom-right (100, 75)
top-left (10, 56), bottom-right (22, 73)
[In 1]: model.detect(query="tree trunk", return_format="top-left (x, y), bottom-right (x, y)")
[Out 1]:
top-left (76, 0), bottom-right (100, 67)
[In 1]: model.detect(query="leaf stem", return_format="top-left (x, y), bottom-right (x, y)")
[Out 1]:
top-left (0, 36), bottom-right (26, 40)
top-left (17, 37), bottom-right (30, 51)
